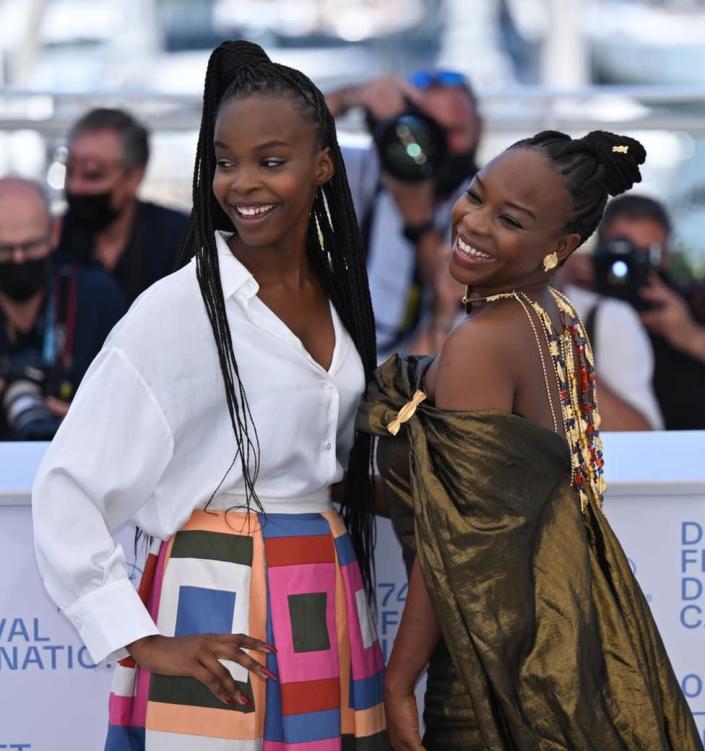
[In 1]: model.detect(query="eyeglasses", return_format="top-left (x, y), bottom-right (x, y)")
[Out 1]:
top-left (0, 237), bottom-right (52, 262)
top-left (408, 70), bottom-right (471, 90)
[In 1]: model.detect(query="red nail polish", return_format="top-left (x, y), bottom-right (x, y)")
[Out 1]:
top-left (263, 669), bottom-right (278, 681)
top-left (225, 697), bottom-right (237, 705)
top-left (239, 694), bottom-right (254, 708)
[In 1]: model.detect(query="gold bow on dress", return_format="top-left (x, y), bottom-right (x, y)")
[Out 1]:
top-left (386, 390), bottom-right (428, 436)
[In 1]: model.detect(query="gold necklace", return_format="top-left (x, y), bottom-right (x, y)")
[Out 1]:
top-left (512, 293), bottom-right (560, 434)
top-left (468, 287), bottom-right (606, 513)
top-left (465, 289), bottom-right (559, 435)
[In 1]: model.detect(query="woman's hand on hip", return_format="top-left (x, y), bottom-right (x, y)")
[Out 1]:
top-left (127, 633), bottom-right (277, 707)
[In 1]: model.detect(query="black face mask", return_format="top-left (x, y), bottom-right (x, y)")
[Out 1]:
top-left (0, 258), bottom-right (49, 302)
top-left (66, 190), bottom-right (120, 233)
top-left (434, 150), bottom-right (478, 200)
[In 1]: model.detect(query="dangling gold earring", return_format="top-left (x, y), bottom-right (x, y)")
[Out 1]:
top-left (542, 252), bottom-right (559, 272)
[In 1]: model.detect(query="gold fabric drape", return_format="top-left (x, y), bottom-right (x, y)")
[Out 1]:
top-left (358, 354), bottom-right (702, 751)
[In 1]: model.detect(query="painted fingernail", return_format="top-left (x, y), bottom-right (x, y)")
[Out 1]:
top-left (224, 697), bottom-right (237, 705)
top-left (262, 668), bottom-right (278, 681)
top-left (238, 694), bottom-right (254, 708)
top-left (265, 644), bottom-right (277, 653)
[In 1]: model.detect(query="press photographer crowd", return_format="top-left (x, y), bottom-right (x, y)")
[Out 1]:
top-left (1, 70), bottom-right (704, 441)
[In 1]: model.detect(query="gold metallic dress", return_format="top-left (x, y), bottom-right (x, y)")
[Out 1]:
top-left (358, 354), bottom-right (703, 751)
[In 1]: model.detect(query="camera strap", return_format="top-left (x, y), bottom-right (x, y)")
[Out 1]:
top-left (42, 265), bottom-right (79, 371)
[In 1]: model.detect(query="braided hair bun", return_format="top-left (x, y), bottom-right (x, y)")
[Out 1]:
top-left (578, 130), bottom-right (646, 196)
top-left (208, 40), bottom-right (272, 102)
top-left (512, 129), bottom-right (647, 244)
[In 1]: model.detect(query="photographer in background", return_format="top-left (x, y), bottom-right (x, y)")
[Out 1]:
top-left (326, 71), bottom-right (481, 358)
top-left (0, 177), bottom-right (126, 440)
top-left (57, 108), bottom-right (189, 304)
top-left (557, 250), bottom-right (662, 431)
top-left (597, 195), bottom-right (705, 429)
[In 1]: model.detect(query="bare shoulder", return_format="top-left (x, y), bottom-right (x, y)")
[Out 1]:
top-left (428, 302), bottom-right (519, 412)
top-left (437, 306), bottom-right (510, 370)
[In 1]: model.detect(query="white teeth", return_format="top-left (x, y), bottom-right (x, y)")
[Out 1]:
top-left (235, 204), bottom-right (275, 217)
top-left (457, 236), bottom-right (493, 259)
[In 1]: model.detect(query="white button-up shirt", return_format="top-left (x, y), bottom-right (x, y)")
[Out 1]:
top-left (32, 231), bottom-right (365, 663)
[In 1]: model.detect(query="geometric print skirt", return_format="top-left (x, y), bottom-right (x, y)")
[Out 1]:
top-left (104, 507), bottom-right (389, 750)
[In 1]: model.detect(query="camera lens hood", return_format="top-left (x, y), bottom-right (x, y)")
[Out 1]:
top-left (373, 110), bottom-right (448, 183)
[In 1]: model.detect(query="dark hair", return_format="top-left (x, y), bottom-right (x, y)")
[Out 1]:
top-left (598, 194), bottom-right (671, 242)
top-left (69, 108), bottom-right (150, 170)
top-left (511, 130), bottom-right (646, 246)
top-left (177, 40), bottom-right (378, 594)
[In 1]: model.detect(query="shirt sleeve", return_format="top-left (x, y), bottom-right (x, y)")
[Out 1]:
top-left (596, 300), bottom-right (664, 430)
top-left (32, 346), bottom-right (175, 663)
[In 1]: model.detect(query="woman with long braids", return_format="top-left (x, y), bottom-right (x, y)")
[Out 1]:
top-left (32, 41), bottom-right (387, 750)
top-left (359, 130), bottom-right (702, 750)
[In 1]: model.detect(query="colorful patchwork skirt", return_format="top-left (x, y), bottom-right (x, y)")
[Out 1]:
top-left (105, 506), bottom-right (388, 750)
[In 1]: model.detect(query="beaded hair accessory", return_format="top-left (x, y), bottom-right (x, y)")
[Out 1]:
top-left (469, 287), bottom-right (606, 513)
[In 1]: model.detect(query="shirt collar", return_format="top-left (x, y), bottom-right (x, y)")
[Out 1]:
top-left (213, 230), bottom-right (260, 305)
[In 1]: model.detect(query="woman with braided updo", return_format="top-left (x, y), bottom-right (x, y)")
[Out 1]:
top-left (359, 131), bottom-right (702, 750)
top-left (32, 41), bottom-right (388, 749)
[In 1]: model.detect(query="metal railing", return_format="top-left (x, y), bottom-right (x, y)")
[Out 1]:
top-left (0, 84), bottom-right (705, 135)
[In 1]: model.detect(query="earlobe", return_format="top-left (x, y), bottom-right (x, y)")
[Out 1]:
top-left (556, 233), bottom-right (582, 264)
top-left (316, 148), bottom-right (334, 186)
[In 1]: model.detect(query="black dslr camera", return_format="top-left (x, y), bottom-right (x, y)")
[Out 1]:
top-left (593, 237), bottom-right (663, 311)
top-left (366, 101), bottom-right (449, 183)
top-left (0, 355), bottom-right (61, 440)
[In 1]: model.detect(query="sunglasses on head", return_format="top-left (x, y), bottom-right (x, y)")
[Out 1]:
top-left (408, 70), bottom-right (470, 89)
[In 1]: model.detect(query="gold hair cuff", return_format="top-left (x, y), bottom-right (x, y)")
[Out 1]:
top-left (386, 390), bottom-right (427, 435)
top-left (612, 145), bottom-right (629, 154)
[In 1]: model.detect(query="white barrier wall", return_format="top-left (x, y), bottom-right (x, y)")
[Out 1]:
top-left (1, 432), bottom-right (704, 749)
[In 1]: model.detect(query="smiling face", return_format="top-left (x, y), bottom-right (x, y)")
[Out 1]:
top-left (449, 147), bottom-right (581, 292)
top-left (212, 94), bottom-right (333, 255)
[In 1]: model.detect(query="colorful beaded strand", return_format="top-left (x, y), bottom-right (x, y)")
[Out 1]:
top-left (521, 290), bottom-right (606, 511)
top-left (552, 288), bottom-right (606, 507)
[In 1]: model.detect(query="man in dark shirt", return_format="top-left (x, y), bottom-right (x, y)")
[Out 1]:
top-left (597, 195), bottom-right (705, 430)
top-left (57, 108), bottom-right (189, 304)
top-left (0, 177), bottom-right (126, 440)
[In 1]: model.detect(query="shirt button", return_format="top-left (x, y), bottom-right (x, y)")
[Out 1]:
top-left (324, 441), bottom-right (332, 451)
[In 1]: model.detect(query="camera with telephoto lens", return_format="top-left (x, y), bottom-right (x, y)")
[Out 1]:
top-left (366, 100), bottom-right (449, 183)
top-left (593, 237), bottom-right (663, 311)
top-left (0, 354), bottom-right (60, 440)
